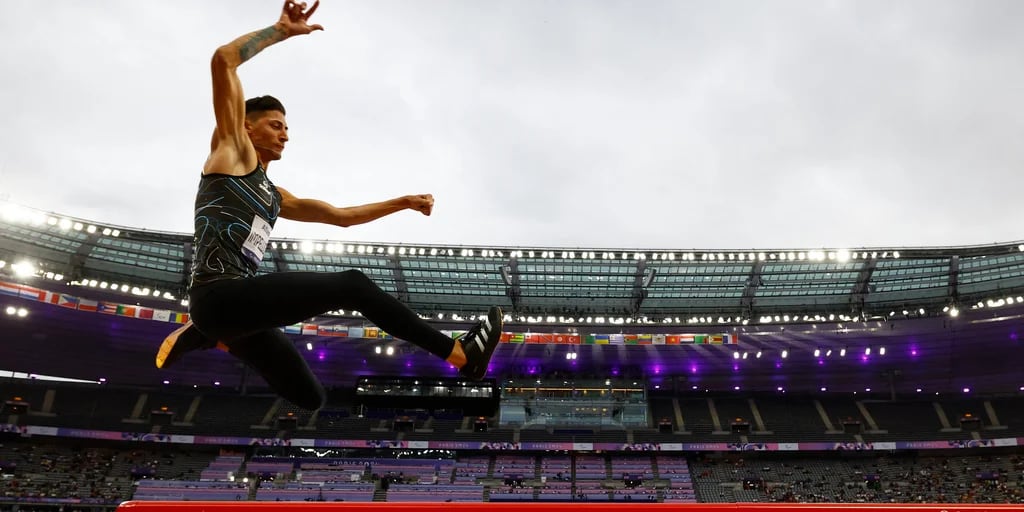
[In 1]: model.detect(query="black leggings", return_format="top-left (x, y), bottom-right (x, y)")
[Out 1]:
top-left (188, 270), bottom-right (456, 410)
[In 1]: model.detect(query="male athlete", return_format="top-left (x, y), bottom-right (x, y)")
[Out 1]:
top-left (155, 1), bottom-right (502, 410)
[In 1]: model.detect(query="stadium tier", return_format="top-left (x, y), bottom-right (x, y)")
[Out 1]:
top-left (3, 204), bottom-right (1024, 509)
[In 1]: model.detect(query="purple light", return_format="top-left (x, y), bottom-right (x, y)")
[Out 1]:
top-left (1011, 332), bottom-right (1019, 341)
top-left (405, 361), bottom-right (412, 368)
top-left (317, 350), bottom-right (326, 361)
top-left (611, 368), bottom-right (620, 376)
top-left (962, 387), bottom-right (970, 393)
top-left (910, 348), bottom-right (919, 356)
top-left (652, 365), bottom-right (662, 374)
top-left (689, 364), bottom-right (698, 374)
top-left (774, 362), bottom-right (782, 369)
top-left (817, 359), bottom-right (824, 366)
top-left (732, 364), bottom-right (739, 371)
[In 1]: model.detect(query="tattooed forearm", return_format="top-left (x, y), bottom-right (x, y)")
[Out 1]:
top-left (237, 25), bottom-right (289, 63)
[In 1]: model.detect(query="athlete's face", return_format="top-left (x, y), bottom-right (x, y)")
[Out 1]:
top-left (246, 110), bottom-right (289, 161)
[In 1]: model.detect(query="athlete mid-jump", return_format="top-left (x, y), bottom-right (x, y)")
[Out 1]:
top-left (156, 1), bottom-right (502, 410)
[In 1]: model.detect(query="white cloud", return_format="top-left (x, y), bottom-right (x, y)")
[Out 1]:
top-left (2, 0), bottom-right (1022, 249)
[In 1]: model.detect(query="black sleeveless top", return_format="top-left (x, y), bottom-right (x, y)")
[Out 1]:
top-left (189, 164), bottom-right (281, 289)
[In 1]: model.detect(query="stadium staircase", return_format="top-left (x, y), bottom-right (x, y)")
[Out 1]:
top-left (814, 399), bottom-right (841, 433)
top-left (984, 400), bottom-right (1002, 427)
top-left (673, 398), bottom-right (685, 432)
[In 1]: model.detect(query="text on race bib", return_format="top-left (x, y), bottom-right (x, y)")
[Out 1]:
top-left (241, 215), bottom-right (272, 266)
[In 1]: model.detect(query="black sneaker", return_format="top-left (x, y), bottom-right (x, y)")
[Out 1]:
top-left (458, 306), bottom-right (503, 380)
top-left (155, 321), bottom-right (218, 369)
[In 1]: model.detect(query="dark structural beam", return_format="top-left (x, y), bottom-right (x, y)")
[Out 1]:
top-left (740, 260), bottom-right (765, 319)
top-left (850, 256), bottom-right (878, 315)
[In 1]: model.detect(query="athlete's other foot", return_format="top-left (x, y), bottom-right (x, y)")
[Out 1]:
top-left (458, 306), bottom-right (503, 380)
top-left (155, 321), bottom-right (218, 369)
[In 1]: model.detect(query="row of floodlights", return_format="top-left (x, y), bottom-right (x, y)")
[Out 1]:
top-left (0, 260), bottom-right (62, 282)
top-left (2, 256), bottom-right (182, 304)
top-left (4, 306), bottom-right (28, 317)
top-left (0, 204), bottom-right (120, 237)
top-left (971, 296), bottom-right (1024, 309)
top-left (269, 240), bottom-right (903, 263)
top-left (728, 347), bottom-right (886, 360)
top-left (71, 278), bottom-right (178, 301)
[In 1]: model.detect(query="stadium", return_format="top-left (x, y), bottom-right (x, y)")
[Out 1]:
top-left (2, 200), bottom-right (1024, 511)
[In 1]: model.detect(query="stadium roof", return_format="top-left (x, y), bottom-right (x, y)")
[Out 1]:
top-left (3, 200), bottom-right (1024, 325)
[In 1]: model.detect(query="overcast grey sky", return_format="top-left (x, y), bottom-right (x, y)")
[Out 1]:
top-left (1, 0), bottom-right (1022, 250)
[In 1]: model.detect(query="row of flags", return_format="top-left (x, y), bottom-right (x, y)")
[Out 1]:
top-left (0, 281), bottom-right (189, 324)
top-left (1, 280), bottom-right (738, 345)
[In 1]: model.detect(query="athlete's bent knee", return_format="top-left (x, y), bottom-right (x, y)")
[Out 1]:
top-left (337, 269), bottom-right (375, 290)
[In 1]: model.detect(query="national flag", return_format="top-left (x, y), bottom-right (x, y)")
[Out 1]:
top-left (583, 335), bottom-right (596, 345)
top-left (377, 330), bottom-right (392, 340)
top-left (652, 334), bottom-right (666, 345)
top-left (0, 281), bottom-right (20, 298)
top-left (500, 332), bottom-right (512, 343)
top-left (283, 324), bottom-right (302, 334)
top-left (318, 325), bottom-right (348, 337)
top-left (42, 292), bottom-right (60, 305)
top-left (624, 334), bottom-right (639, 345)
top-left (363, 327), bottom-right (379, 338)
top-left (638, 334), bottom-right (653, 345)
top-left (302, 324), bottom-right (319, 336)
top-left (57, 295), bottom-right (79, 309)
top-left (724, 334), bottom-right (738, 345)
top-left (152, 309), bottom-right (171, 322)
top-left (136, 308), bottom-right (154, 320)
top-left (172, 312), bottom-right (189, 324)
top-left (710, 334), bottom-right (724, 345)
top-left (98, 302), bottom-right (119, 314)
top-left (609, 333), bottom-right (624, 345)
top-left (594, 334), bottom-right (610, 345)
top-left (509, 333), bottom-right (524, 344)
top-left (693, 334), bottom-right (708, 345)
top-left (18, 285), bottom-right (46, 302)
top-left (526, 333), bottom-right (552, 344)
top-left (349, 327), bottom-right (365, 338)
top-left (116, 305), bottom-right (137, 318)
top-left (553, 334), bottom-right (580, 344)
top-left (665, 335), bottom-right (681, 345)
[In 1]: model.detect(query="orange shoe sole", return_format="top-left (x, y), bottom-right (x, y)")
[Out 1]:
top-left (156, 321), bottom-right (193, 369)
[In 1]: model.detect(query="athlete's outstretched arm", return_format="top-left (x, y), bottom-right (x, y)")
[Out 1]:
top-left (277, 187), bottom-right (434, 228)
top-left (206, 1), bottom-right (323, 173)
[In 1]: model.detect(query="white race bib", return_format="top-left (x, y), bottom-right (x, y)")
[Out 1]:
top-left (241, 215), bottom-right (272, 266)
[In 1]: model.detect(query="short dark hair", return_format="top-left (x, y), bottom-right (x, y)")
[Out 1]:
top-left (245, 95), bottom-right (286, 119)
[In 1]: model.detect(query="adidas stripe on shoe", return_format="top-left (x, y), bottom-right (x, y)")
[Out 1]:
top-left (458, 306), bottom-right (503, 380)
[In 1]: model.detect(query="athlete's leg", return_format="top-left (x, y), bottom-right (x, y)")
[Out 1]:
top-left (189, 270), bottom-right (458, 359)
top-left (226, 329), bottom-right (326, 410)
